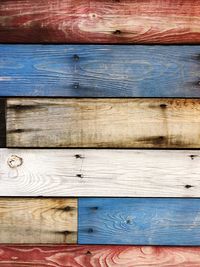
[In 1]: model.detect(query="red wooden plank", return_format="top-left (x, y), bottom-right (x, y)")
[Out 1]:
top-left (0, 245), bottom-right (200, 266)
top-left (1, 0), bottom-right (200, 43)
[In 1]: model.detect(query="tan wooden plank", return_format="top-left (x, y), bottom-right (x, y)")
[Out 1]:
top-left (0, 198), bottom-right (77, 243)
top-left (0, 149), bottom-right (200, 197)
top-left (6, 98), bottom-right (200, 148)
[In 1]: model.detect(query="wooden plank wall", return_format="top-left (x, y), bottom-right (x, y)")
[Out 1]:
top-left (6, 98), bottom-right (200, 148)
top-left (1, 45), bottom-right (200, 97)
top-left (1, 0), bottom-right (200, 44)
top-left (0, 149), bottom-right (199, 197)
top-left (0, 198), bottom-right (77, 243)
top-left (78, 198), bottom-right (200, 245)
top-left (1, 245), bottom-right (200, 266)
top-left (2, 0), bottom-right (200, 260)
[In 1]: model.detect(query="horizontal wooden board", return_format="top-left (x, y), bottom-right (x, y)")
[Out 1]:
top-left (6, 98), bottom-right (200, 148)
top-left (1, 245), bottom-right (200, 267)
top-left (0, 198), bottom-right (77, 243)
top-left (79, 198), bottom-right (200, 245)
top-left (1, 0), bottom-right (200, 44)
top-left (0, 149), bottom-right (200, 197)
top-left (1, 45), bottom-right (200, 97)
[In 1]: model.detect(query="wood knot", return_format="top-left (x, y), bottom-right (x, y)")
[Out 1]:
top-left (7, 155), bottom-right (23, 168)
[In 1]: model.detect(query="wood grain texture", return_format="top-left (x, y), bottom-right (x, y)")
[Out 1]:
top-left (1, 246), bottom-right (200, 267)
top-left (6, 98), bottom-right (200, 148)
top-left (0, 149), bottom-right (200, 197)
top-left (79, 198), bottom-right (200, 245)
top-left (0, 198), bottom-right (77, 243)
top-left (1, 45), bottom-right (200, 97)
top-left (0, 99), bottom-right (6, 147)
top-left (1, 0), bottom-right (200, 44)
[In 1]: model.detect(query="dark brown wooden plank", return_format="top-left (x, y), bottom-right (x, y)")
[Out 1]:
top-left (1, 0), bottom-right (200, 43)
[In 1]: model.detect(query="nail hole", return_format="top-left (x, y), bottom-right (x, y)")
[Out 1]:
top-left (190, 155), bottom-right (198, 160)
top-left (90, 206), bottom-right (98, 210)
top-left (185, 185), bottom-right (194, 189)
top-left (73, 83), bottom-right (79, 89)
top-left (75, 154), bottom-right (84, 159)
top-left (73, 54), bottom-right (79, 61)
top-left (113, 30), bottom-right (121, 35)
top-left (160, 104), bottom-right (167, 109)
top-left (76, 174), bottom-right (83, 178)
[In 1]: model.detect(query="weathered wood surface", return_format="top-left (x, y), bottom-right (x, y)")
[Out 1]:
top-left (0, 198), bottom-right (77, 243)
top-left (1, 246), bottom-right (200, 267)
top-left (1, 45), bottom-right (200, 97)
top-left (1, 149), bottom-right (200, 197)
top-left (0, 99), bottom-right (6, 147)
top-left (1, 0), bottom-right (200, 44)
top-left (7, 98), bottom-right (200, 148)
top-left (79, 198), bottom-right (200, 245)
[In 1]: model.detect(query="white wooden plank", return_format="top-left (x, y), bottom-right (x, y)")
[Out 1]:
top-left (0, 149), bottom-right (199, 197)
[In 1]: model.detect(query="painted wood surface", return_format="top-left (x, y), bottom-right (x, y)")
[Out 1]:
top-left (1, 0), bottom-right (200, 44)
top-left (0, 198), bottom-right (77, 243)
top-left (0, 149), bottom-right (200, 197)
top-left (79, 198), bottom-right (200, 245)
top-left (1, 246), bottom-right (200, 267)
top-left (7, 98), bottom-right (200, 148)
top-left (1, 45), bottom-right (200, 97)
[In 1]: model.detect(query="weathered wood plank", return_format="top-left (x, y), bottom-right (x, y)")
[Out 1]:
top-left (6, 98), bottom-right (200, 148)
top-left (0, 198), bottom-right (77, 243)
top-left (1, 245), bottom-right (200, 267)
top-left (1, 45), bottom-right (200, 97)
top-left (0, 99), bottom-right (6, 147)
top-left (79, 198), bottom-right (200, 245)
top-left (1, 0), bottom-right (200, 44)
top-left (0, 149), bottom-right (200, 197)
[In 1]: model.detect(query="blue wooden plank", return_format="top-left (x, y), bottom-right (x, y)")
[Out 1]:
top-left (0, 45), bottom-right (200, 97)
top-left (78, 198), bottom-right (200, 245)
